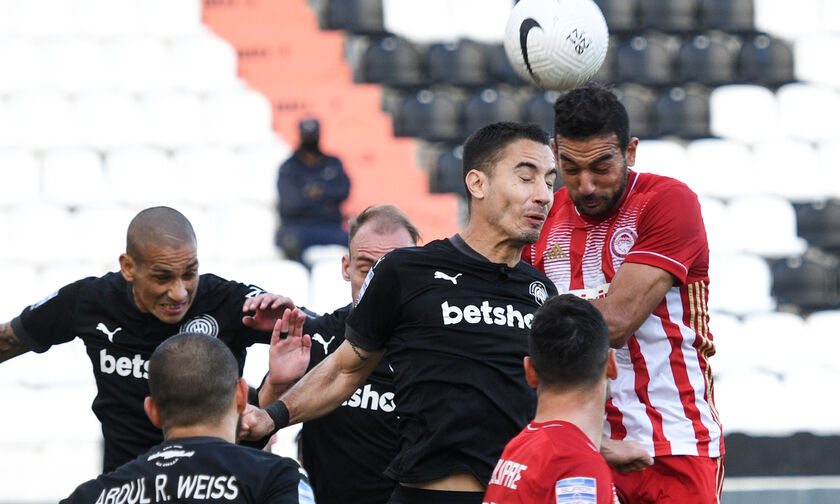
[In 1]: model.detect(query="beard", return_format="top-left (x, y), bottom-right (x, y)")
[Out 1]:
top-left (573, 167), bottom-right (629, 217)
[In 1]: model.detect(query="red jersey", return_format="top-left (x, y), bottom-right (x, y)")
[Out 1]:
top-left (482, 421), bottom-right (618, 504)
top-left (523, 171), bottom-right (724, 459)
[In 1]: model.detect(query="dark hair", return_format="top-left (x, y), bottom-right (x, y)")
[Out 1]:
top-left (461, 121), bottom-right (550, 205)
top-left (529, 294), bottom-right (610, 390)
top-left (126, 206), bottom-right (196, 261)
top-left (553, 83), bottom-right (630, 152)
top-left (349, 204), bottom-right (421, 246)
top-left (148, 332), bottom-right (239, 430)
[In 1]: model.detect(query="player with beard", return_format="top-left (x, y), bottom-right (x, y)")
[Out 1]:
top-left (61, 331), bottom-right (313, 504)
top-left (523, 83), bottom-right (724, 503)
top-left (242, 122), bottom-right (559, 504)
top-left (0, 206), bottom-right (292, 472)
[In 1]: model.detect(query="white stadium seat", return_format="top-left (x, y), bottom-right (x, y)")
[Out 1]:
top-left (0, 262), bottom-right (39, 321)
top-left (41, 148), bottom-right (111, 207)
top-left (206, 202), bottom-right (278, 262)
top-left (0, 149), bottom-right (40, 207)
top-left (706, 312), bottom-right (742, 379)
top-left (684, 139), bottom-right (756, 200)
top-left (754, 0), bottom-right (821, 41)
top-left (818, 140), bottom-right (840, 199)
top-left (709, 85), bottom-right (781, 144)
top-left (202, 88), bottom-right (276, 147)
top-left (104, 36), bottom-right (171, 92)
top-left (7, 91), bottom-right (78, 149)
top-left (236, 141), bottom-right (292, 205)
top-left (714, 368), bottom-right (787, 435)
top-left (776, 84), bottom-right (840, 144)
top-left (751, 139), bottom-right (827, 202)
top-left (0, 37), bottom-right (44, 93)
top-left (726, 195), bottom-right (808, 258)
top-left (8, 204), bottom-right (75, 265)
top-left (741, 311), bottom-right (809, 374)
top-left (794, 34), bottom-right (840, 89)
top-left (170, 146), bottom-right (242, 206)
top-left (634, 139), bottom-right (688, 183)
top-left (698, 196), bottom-right (737, 254)
top-left (168, 31), bottom-right (240, 93)
top-left (40, 36), bottom-right (112, 92)
top-left (307, 256), bottom-right (350, 315)
top-left (70, 205), bottom-right (137, 264)
top-left (104, 146), bottom-right (177, 206)
top-left (74, 91), bottom-right (147, 150)
top-left (708, 252), bottom-right (776, 316)
top-left (138, 90), bottom-right (203, 149)
top-left (136, 0), bottom-right (202, 37)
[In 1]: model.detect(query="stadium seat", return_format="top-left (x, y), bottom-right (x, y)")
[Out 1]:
top-left (709, 84), bottom-right (781, 143)
top-left (818, 140), bottom-right (840, 199)
top-left (452, 0), bottom-right (509, 42)
top-left (8, 204), bottom-right (75, 265)
top-left (236, 141), bottom-right (292, 205)
top-left (805, 309), bottom-right (840, 371)
top-left (308, 256), bottom-right (350, 315)
top-left (139, 90), bottom-right (203, 149)
top-left (794, 34), bottom-right (840, 89)
top-left (427, 39), bottom-right (489, 87)
top-left (714, 367), bottom-right (786, 435)
top-left (708, 251), bottom-right (776, 316)
top-left (0, 439), bottom-right (103, 502)
top-left (639, 0), bottom-right (700, 32)
top-left (135, 0), bottom-right (203, 37)
top-left (227, 259), bottom-right (310, 307)
top-left (754, 0), bottom-right (822, 41)
top-left (776, 83), bottom-right (840, 143)
top-left (593, 0), bottom-right (639, 33)
top-left (74, 90), bottom-right (146, 150)
top-left (485, 43), bottom-right (527, 85)
top-left (168, 31), bottom-right (240, 93)
top-left (684, 138), bottom-right (756, 199)
top-left (0, 263), bottom-right (40, 320)
top-left (42, 148), bottom-right (111, 207)
top-left (464, 88), bottom-right (522, 134)
top-left (738, 34), bottom-right (795, 86)
top-left (40, 36), bottom-right (111, 92)
top-left (698, 196), bottom-right (737, 253)
top-left (358, 36), bottom-right (425, 87)
top-left (751, 140), bottom-right (827, 202)
top-left (616, 34), bottom-right (676, 86)
top-left (727, 195), bottom-right (807, 258)
top-left (242, 343), bottom-right (269, 389)
top-left (302, 245), bottom-right (349, 269)
top-left (655, 85), bottom-right (711, 138)
top-left (523, 91), bottom-right (563, 137)
top-left (741, 311), bottom-right (809, 374)
top-left (615, 84), bottom-right (658, 139)
top-left (393, 89), bottom-right (466, 142)
top-left (780, 367), bottom-right (840, 434)
top-left (821, 0), bottom-right (840, 32)
top-left (430, 144), bottom-right (467, 195)
top-left (794, 200), bottom-right (840, 253)
top-left (0, 37), bottom-right (43, 93)
top-left (202, 87), bottom-right (275, 146)
top-left (206, 202), bottom-right (278, 262)
top-left (170, 146), bottom-right (241, 206)
top-left (634, 139), bottom-right (688, 181)
top-left (699, 0), bottom-right (755, 32)
top-left (318, 0), bottom-right (386, 35)
top-left (104, 36), bottom-right (171, 92)
top-left (104, 146), bottom-right (176, 207)
top-left (74, 0), bottom-right (144, 37)
top-left (590, 36), bottom-right (619, 84)
top-left (71, 205), bottom-right (137, 264)
top-left (678, 33), bottom-right (738, 86)
top-left (771, 257), bottom-right (840, 312)
top-left (706, 311), bottom-right (743, 378)
top-left (7, 90), bottom-right (78, 149)
top-left (0, 149), bottom-right (40, 207)
top-left (382, 0), bottom-right (456, 43)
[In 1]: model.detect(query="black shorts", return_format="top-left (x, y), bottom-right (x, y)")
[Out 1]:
top-left (387, 485), bottom-right (484, 504)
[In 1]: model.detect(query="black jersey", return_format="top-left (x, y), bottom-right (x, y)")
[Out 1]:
top-left (300, 304), bottom-right (398, 504)
top-left (345, 235), bottom-right (557, 486)
top-left (60, 436), bottom-right (314, 504)
top-left (10, 272), bottom-right (269, 472)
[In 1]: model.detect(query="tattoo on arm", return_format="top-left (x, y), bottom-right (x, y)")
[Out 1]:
top-left (350, 343), bottom-right (369, 362)
top-left (0, 322), bottom-right (27, 362)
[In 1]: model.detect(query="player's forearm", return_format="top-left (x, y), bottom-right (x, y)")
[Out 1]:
top-left (258, 379), bottom-right (293, 407)
top-left (589, 298), bottom-right (640, 348)
top-left (0, 322), bottom-right (28, 363)
top-left (281, 356), bottom-right (369, 424)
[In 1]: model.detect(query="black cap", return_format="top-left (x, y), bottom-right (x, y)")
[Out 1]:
top-left (299, 117), bottom-right (320, 135)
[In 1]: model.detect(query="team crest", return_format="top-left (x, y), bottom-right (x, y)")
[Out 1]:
top-left (180, 314), bottom-right (219, 338)
top-left (148, 445), bottom-right (195, 467)
top-left (529, 281), bottom-right (548, 306)
top-left (609, 227), bottom-right (638, 258)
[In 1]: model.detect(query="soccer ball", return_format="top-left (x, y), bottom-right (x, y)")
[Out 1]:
top-left (503, 0), bottom-right (609, 90)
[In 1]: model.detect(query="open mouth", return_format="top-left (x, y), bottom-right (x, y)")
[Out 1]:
top-left (160, 303), bottom-right (186, 315)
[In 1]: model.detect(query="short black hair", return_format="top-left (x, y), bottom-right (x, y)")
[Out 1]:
top-left (461, 121), bottom-right (550, 205)
top-left (148, 332), bottom-right (239, 430)
top-left (126, 206), bottom-right (196, 262)
top-left (553, 83), bottom-right (630, 152)
top-left (529, 294), bottom-right (610, 391)
top-left (349, 204), bottom-right (420, 247)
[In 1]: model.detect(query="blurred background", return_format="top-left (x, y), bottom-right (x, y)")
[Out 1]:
top-left (1, 0), bottom-right (839, 502)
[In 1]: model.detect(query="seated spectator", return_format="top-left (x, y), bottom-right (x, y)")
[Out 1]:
top-left (276, 117), bottom-right (351, 263)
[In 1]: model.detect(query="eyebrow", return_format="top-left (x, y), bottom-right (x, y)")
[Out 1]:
top-left (515, 162), bottom-right (558, 177)
top-left (150, 260), bottom-right (198, 274)
top-left (559, 152), bottom-right (614, 166)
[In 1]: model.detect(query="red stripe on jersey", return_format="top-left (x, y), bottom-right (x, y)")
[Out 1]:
top-left (627, 332), bottom-right (672, 455)
top-left (606, 397), bottom-right (627, 440)
top-left (569, 222), bottom-right (588, 290)
top-left (655, 296), bottom-right (712, 458)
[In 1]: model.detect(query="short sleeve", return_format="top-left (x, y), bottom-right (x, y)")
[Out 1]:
top-left (624, 183), bottom-right (707, 284)
top-left (344, 253), bottom-right (402, 352)
top-left (547, 458), bottom-right (616, 504)
top-left (12, 280), bottom-right (85, 353)
top-left (265, 461), bottom-right (315, 504)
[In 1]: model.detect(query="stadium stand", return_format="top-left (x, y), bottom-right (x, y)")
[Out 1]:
top-left (2, 0), bottom-right (840, 502)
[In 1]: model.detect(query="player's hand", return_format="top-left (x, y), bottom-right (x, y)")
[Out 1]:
top-left (600, 438), bottom-right (653, 473)
top-left (238, 404), bottom-right (275, 441)
top-left (267, 308), bottom-right (311, 387)
top-left (242, 293), bottom-right (296, 331)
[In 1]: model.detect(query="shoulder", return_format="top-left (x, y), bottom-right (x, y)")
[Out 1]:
top-left (633, 172), bottom-right (699, 204)
top-left (304, 304), bottom-right (351, 333)
top-left (198, 273), bottom-right (262, 296)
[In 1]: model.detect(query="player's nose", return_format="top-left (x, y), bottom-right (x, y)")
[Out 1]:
top-left (168, 280), bottom-right (188, 302)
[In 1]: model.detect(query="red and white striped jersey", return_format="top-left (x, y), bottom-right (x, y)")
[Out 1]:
top-left (523, 170), bottom-right (724, 459)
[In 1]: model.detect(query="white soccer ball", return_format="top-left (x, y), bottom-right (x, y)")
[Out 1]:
top-left (504, 0), bottom-right (609, 90)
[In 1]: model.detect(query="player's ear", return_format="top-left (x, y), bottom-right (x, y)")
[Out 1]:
top-left (523, 356), bottom-right (539, 389)
top-left (119, 253), bottom-right (136, 282)
top-left (235, 378), bottom-right (248, 414)
top-left (465, 169), bottom-right (487, 201)
top-left (606, 349), bottom-right (617, 380)
top-left (144, 396), bottom-right (163, 429)
top-left (341, 253), bottom-right (351, 282)
top-left (624, 137), bottom-right (639, 168)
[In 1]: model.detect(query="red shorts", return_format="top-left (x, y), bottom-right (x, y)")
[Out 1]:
top-left (611, 455), bottom-right (724, 504)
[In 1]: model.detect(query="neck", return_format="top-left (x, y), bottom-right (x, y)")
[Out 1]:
top-left (164, 417), bottom-right (237, 444)
top-left (532, 383), bottom-right (607, 448)
top-left (460, 221), bottom-right (524, 267)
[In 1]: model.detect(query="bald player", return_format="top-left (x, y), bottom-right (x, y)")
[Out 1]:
top-left (0, 206), bottom-right (291, 473)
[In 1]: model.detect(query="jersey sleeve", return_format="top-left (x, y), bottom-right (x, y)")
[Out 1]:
top-left (226, 279), bottom-right (272, 346)
top-left (344, 253), bottom-right (402, 352)
top-left (546, 458), bottom-right (616, 504)
top-left (264, 461), bottom-right (315, 504)
top-left (58, 478), bottom-right (105, 504)
top-left (624, 182), bottom-right (707, 284)
top-left (11, 280), bottom-right (85, 353)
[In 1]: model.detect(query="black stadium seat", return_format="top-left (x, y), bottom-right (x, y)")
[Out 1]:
top-left (486, 43), bottom-right (527, 86)
top-left (656, 85), bottom-right (711, 138)
top-left (427, 39), bottom-right (489, 87)
top-left (523, 91), bottom-right (562, 136)
top-left (430, 144), bottom-right (466, 195)
top-left (392, 89), bottom-right (465, 142)
top-left (700, 0), bottom-right (754, 33)
top-left (464, 88), bottom-right (522, 134)
top-left (639, 0), bottom-right (700, 33)
top-left (318, 0), bottom-right (386, 35)
top-left (616, 34), bottom-right (676, 86)
top-left (678, 34), bottom-right (738, 85)
top-left (795, 201), bottom-right (840, 254)
top-left (593, 0), bottom-right (639, 34)
top-left (615, 84), bottom-right (658, 138)
top-left (738, 34), bottom-right (795, 86)
top-left (359, 36), bottom-right (425, 87)
top-left (771, 257), bottom-right (840, 312)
